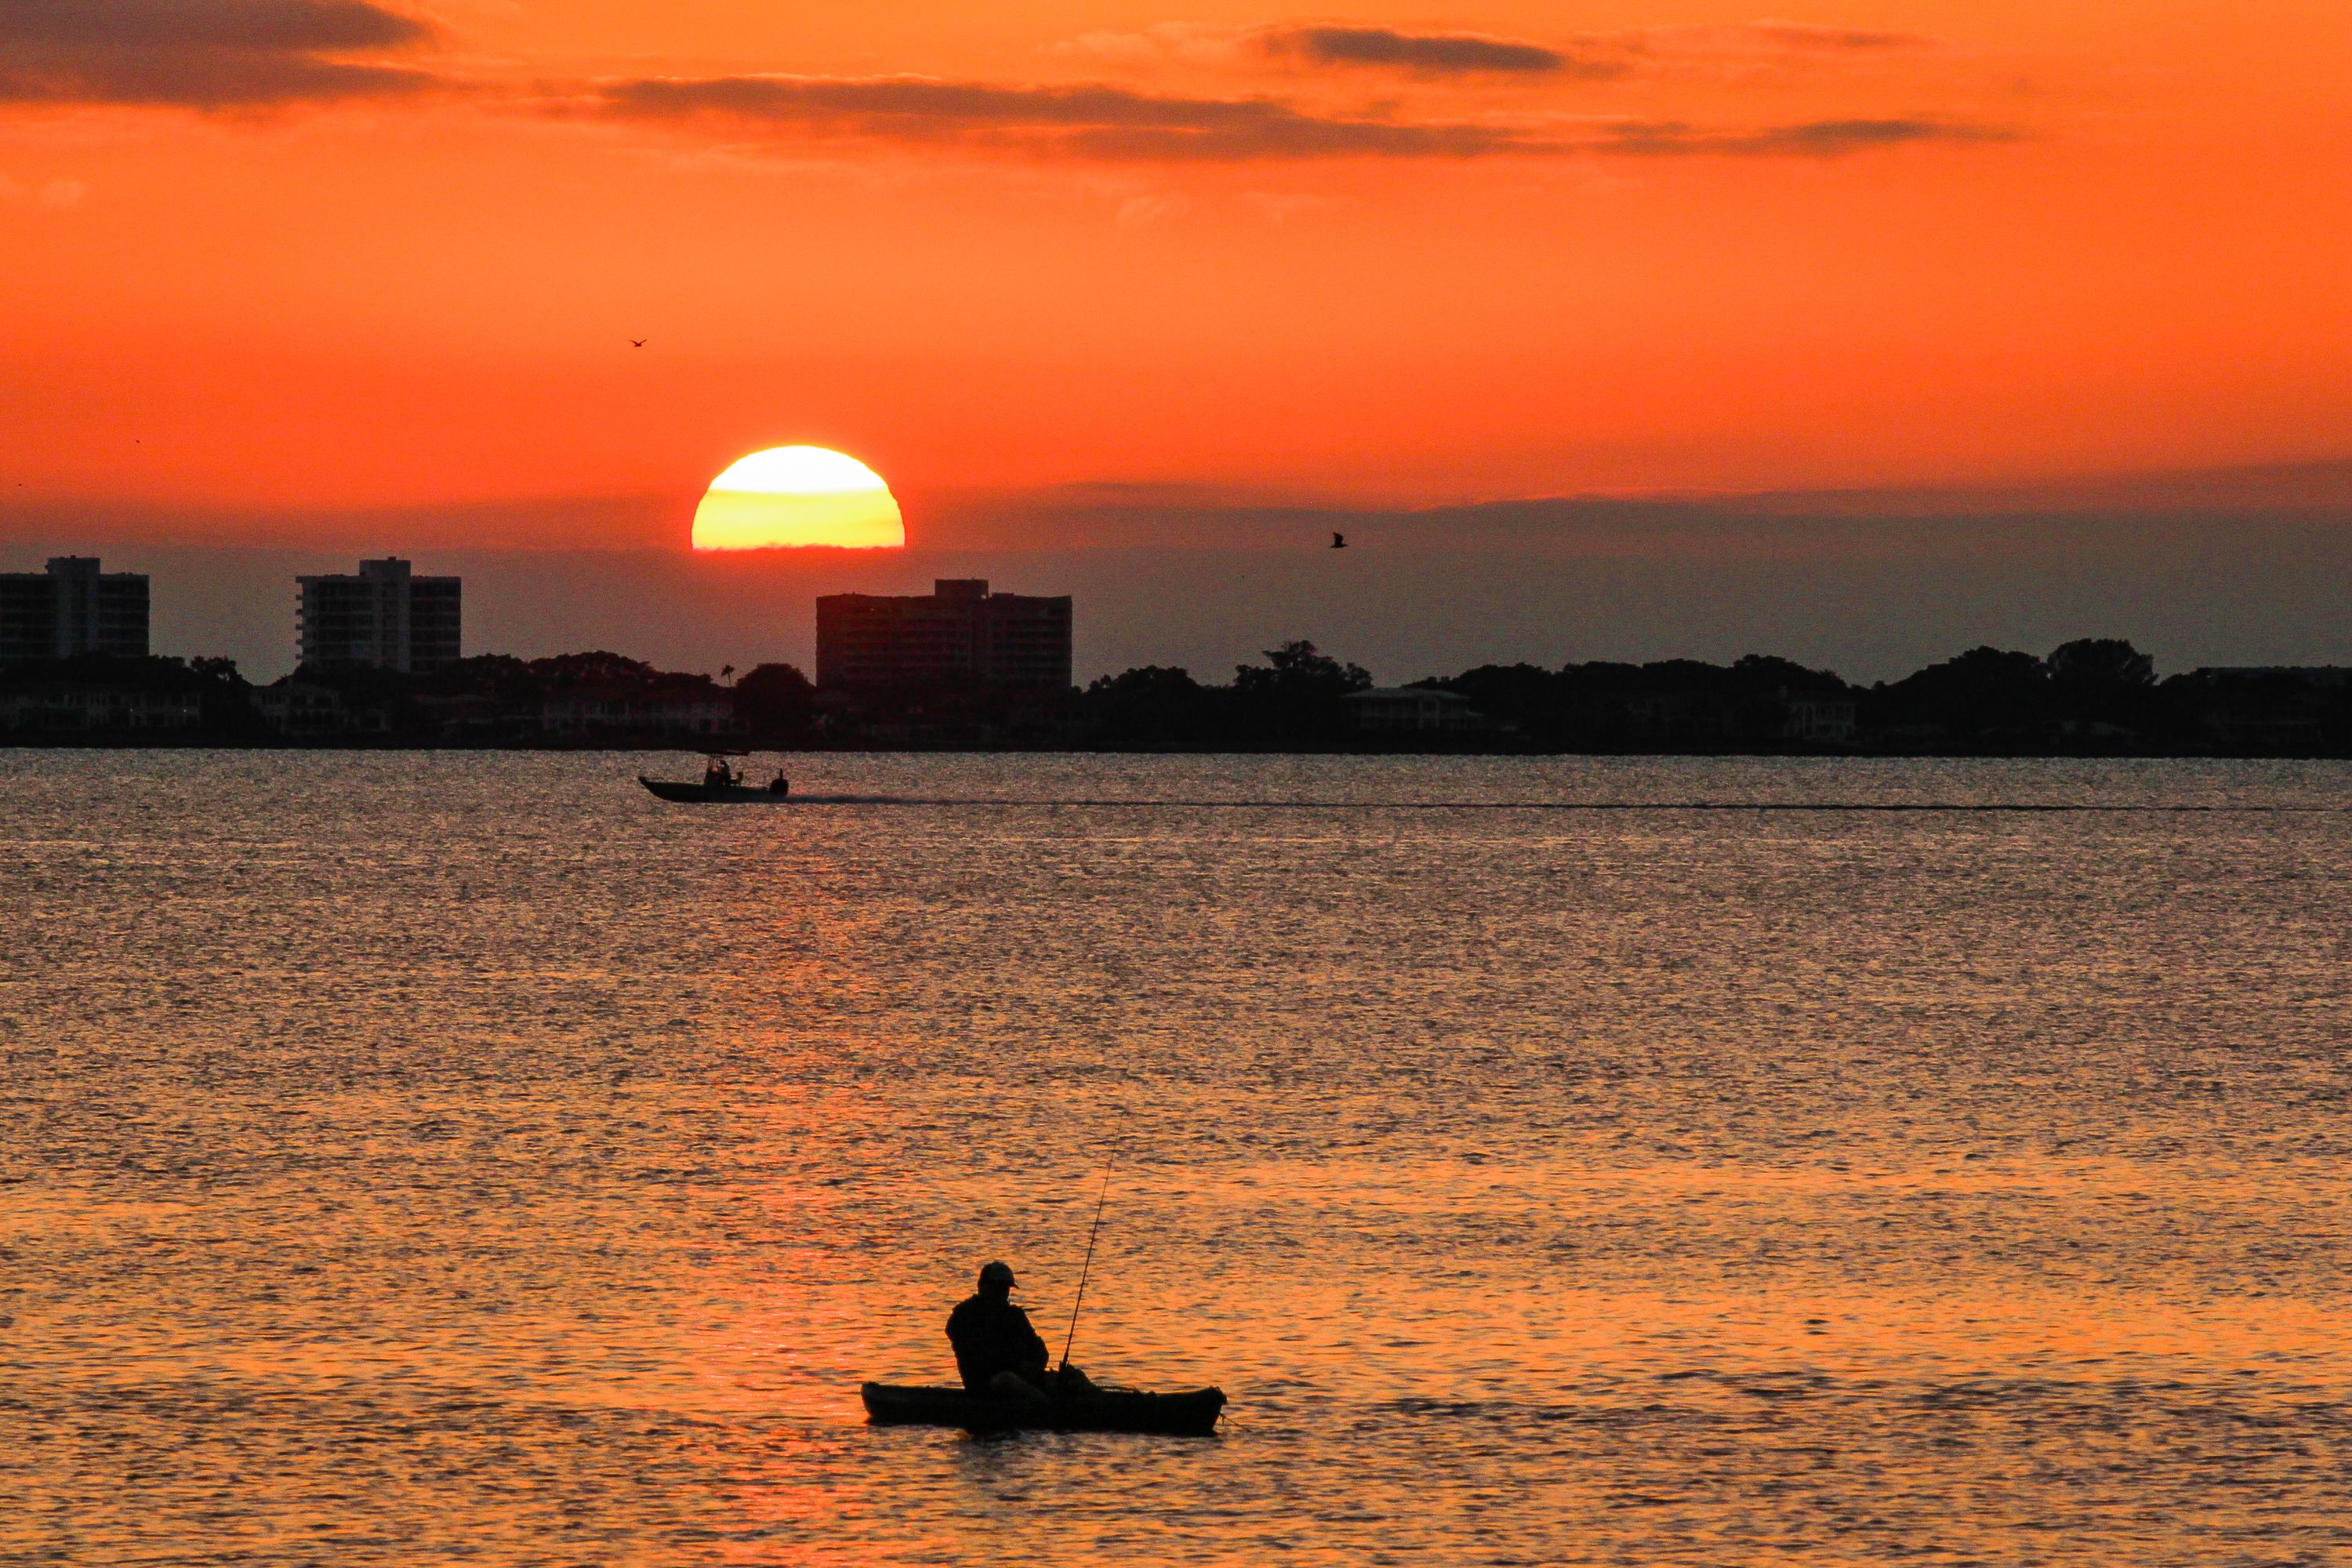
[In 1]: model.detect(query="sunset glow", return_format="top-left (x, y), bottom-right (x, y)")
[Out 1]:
top-left (0, 2), bottom-right (2344, 531)
top-left (691, 447), bottom-right (906, 550)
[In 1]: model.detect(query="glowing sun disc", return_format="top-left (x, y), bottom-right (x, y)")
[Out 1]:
top-left (692, 445), bottom-right (906, 550)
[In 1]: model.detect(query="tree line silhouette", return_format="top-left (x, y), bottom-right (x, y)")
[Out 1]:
top-left (2, 637), bottom-right (2345, 754)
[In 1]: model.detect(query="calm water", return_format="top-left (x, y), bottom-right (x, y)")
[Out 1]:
top-left (5, 753), bottom-right (2348, 1566)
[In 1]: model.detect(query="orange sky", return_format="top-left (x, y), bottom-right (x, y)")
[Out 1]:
top-left (2, 2), bottom-right (2348, 542)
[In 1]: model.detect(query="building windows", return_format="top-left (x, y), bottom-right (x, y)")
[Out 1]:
top-left (296, 558), bottom-right (462, 673)
top-left (0, 557), bottom-right (149, 662)
top-left (816, 580), bottom-right (1072, 694)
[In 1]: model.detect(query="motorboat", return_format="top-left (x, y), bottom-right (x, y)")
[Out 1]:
top-left (639, 750), bottom-right (796, 803)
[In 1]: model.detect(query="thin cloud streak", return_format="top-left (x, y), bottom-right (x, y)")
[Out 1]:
top-left (0, 0), bottom-right (430, 50)
top-left (1261, 25), bottom-right (1603, 78)
top-left (1741, 20), bottom-right (1939, 51)
top-left (0, 0), bottom-right (440, 107)
top-left (592, 75), bottom-right (1533, 159)
top-left (1606, 117), bottom-right (2015, 158)
top-left (591, 74), bottom-right (2009, 163)
top-left (1064, 17), bottom-right (1939, 71)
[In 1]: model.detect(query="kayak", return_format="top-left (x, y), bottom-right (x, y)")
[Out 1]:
top-left (860, 1381), bottom-right (1226, 1436)
top-left (639, 776), bottom-right (795, 803)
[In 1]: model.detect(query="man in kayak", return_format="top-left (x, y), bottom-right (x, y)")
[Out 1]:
top-left (947, 1261), bottom-right (1091, 1400)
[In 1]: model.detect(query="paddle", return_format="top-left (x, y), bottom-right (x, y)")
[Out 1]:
top-left (1057, 1156), bottom-right (1115, 1384)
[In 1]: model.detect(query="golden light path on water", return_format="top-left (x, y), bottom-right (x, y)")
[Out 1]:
top-left (5, 754), bottom-right (2350, 1566)
top-left (691, 446), bottom-right (906, 550)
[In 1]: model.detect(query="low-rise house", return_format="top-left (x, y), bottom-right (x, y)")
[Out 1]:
top-left (1624, 690), bottom-right (1739, 744)
top-left (1342, 686), bottom-right (1483, 734)
top-left (0, 684), bottom-right (200, 731)
top-left (2186, 669), bottom-right (2341, 752)
top-left (1783, 695), bottom-right (1859, 744)
top-left (412, 692), bottom-right (511, 741)
top-left (256, 677), bottom-right (381, 736)
top-left (539, 685), bottom-right (735, 739)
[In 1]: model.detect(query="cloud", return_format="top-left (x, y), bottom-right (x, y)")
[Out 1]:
top-left (1054, 22), bottom-right (1240, 67)
top-left (591, 74), bottom-right (2010, 165)
top-left (0, 171), bottom-right (86, 205)
top-left (1062, 22), bottom-right (1622, 78)
top-left (1740, 20), bottom-right (1938, 51)
top-left (1606, 117), bottom-right (2011, 158)
top-left (1116, 192), bottom-right (1189, 227)
top-left (0, 0), bottom-right (440, 107)
top-left (1260, 26), bottom-right (1606, 77)
top-left (591, 75), bottom-right (1536, 160)
top-left (1604, 20), bottom-right (1940, 59)
top-left (1059, 18), bottom-right (1936, 76)
top-left (918, 461), bottom-right (2352, 557)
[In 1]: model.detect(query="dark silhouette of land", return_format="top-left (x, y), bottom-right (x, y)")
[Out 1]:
top-left (2, 638), bottom-right (2347, 755)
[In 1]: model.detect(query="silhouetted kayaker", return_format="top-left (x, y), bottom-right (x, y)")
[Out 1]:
top-left (947, 1261), bottom-right (1091, 1399)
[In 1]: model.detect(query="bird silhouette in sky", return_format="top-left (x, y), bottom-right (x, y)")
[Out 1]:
top-left (1331, 531), bottom-right (1348, 549)
top-left (630, 338), bottom-right (646, 348)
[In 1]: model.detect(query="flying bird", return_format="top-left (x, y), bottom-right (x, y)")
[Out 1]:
top-left (630, 338), bottom-right (646, 348)
top-left (1331, 531), bottom-right (1347, 549)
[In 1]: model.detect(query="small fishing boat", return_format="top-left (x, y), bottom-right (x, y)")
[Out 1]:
top-left (860, 1381), bottom-right (1226, 1436)
top-left (639, 751), bottom-right (795, 804)
top-left (637, 776), bottom-right (796, 803)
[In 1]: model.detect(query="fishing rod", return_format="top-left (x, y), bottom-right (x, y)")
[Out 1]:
top-left (1058, 1155), bottom-right (1116, 1376)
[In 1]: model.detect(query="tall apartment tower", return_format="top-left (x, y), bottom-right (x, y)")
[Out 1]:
top-left (0, 557), bottom-right (150, 662)
top-left (296, 557), bottom-right (462, 673)
top-left (815, 579), bottom-right (1073, 694)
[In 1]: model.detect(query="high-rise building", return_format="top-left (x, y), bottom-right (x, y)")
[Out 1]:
top-left (815, 579), bottom-right (1072, 693)
top-left (296, 557), bottom-right (462, 673)
top-left (0, 557), bottom-right (150, 662)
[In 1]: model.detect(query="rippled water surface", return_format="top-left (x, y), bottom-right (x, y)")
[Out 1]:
top-left (5, 753), bottom-right (2349, 1565)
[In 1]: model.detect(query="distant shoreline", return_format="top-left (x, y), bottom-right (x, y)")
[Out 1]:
top-left (7, 642), bottom-right (2347, 757)
top-left (6, 738), bottom-right (2350, 760)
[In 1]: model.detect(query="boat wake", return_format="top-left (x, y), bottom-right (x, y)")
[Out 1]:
top-left (760, 797), bottom-right (2332, 813)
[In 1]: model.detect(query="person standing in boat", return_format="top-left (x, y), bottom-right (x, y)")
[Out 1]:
top-left (947, 1261), bottom-right (1091, 1399)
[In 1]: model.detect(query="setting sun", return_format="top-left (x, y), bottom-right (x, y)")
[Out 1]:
top-left (691, 446), bottom-right (906, 550)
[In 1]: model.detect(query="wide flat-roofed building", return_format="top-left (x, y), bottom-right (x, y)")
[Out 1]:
top-left (816, 579), bottom-right (1071, 694)
top-left (0, 557), bottom-right (150, 662)
top-left (297, 557), bottom-right (461, 673)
